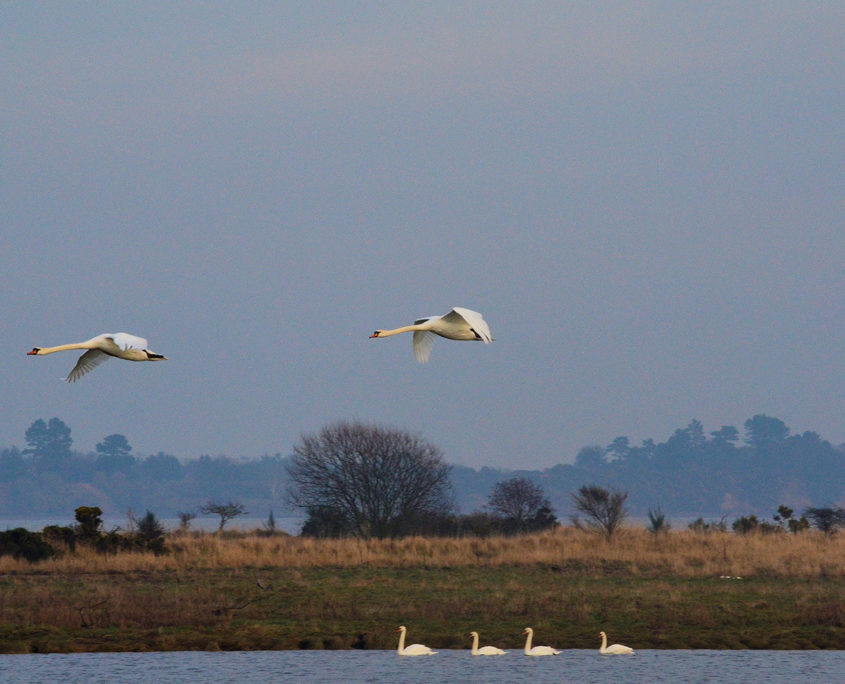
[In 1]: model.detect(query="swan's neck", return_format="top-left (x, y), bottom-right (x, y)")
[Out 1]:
top-left (524, 631), bottom-right (532, 653)
top-left (600, 633), bottom-right (607, 652)
top-left (471, 634), bottom-right (479, 655)
top-left (376, 324), bottom-right (425, 338)
top-left (34, 342), bottom-right (91, 355)
top-left (397, 629), bottom-right (405, 653)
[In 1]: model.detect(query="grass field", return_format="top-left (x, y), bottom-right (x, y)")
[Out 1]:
top-left (1, 527), bottom-right (843, 653)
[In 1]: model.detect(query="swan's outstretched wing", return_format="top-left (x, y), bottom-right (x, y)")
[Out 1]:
top-left (447, 308), bottom-right (493, 342)
top-left (412, 330), bottom-right (436, 363)
top-left (110, 333), bottom-right (149, 351)
top-left (66, 349), bottom-right (110, 382)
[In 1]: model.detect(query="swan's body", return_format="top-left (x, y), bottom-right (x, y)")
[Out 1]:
top-left (469, 631), bottom-right (505, 656)
top-left (599, 631), bottom-right (634, 655)
top-left (28, 333), bottom-right (167, 382)
top-left (370, 307), bottom-right (493, 362)
top-left (396, 626), bottom-right (436, 656)
top-left (522, 627), bottom-right (560, 656)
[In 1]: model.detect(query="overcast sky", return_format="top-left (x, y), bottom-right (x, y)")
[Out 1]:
top-left (2, 3), bottom-right (843, 469)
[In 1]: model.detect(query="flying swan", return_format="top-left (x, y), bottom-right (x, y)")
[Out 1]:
top-left (599, 631), bottom-right (634, 655)
top-left (370, 307), bottom-right (493, 362)
top-left (396, 626), bottom-right (436, 656)
top-left (27, 333), bottom-right (167, 382)
top-left (469, 631), bottom-right (506, 656)
top-left (522, 627), bottom-right (560, 656)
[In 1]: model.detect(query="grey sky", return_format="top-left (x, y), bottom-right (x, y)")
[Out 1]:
top-left (3, 3), bottom-right (843, 469)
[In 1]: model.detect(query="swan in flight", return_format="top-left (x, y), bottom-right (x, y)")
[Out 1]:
top-left (599, 631), bottom-right (634, 655)
top-left (469, 631), bottom-right (506, 656)
top-left (396, 626), bottom-right (436, 656)
top-left (27, 333), bottom-right (167, 382)
top-left (522, 627), bottom-right (560, 656)
top-left (370, 307), bottom-right (493, 362)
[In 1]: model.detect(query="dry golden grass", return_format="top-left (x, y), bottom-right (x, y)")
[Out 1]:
top-left (2, 526), bottom-right (843, 577)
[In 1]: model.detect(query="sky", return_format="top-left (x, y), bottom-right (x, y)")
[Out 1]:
top-left (2, 3), bottom-right (843, 470)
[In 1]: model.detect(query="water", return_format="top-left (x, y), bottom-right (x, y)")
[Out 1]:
top-left (0, 649), bottom-right (842, 683)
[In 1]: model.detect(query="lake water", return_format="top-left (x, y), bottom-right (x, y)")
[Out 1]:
top-left (0, 649), bottom-right (842, 683)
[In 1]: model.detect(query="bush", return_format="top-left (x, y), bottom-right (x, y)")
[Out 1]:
top-left (571, 484), bottom-right (628, 540)
top-left (0, 528), bottom-right (56, 562)
top-left (688, 516), bottom-right (727, 533)
top-left (732, 515), bottom-right (759, 534)
top-left (647, 506), bottom-right (671, 534)
top-left (44, 506), bottom-right (168, 556)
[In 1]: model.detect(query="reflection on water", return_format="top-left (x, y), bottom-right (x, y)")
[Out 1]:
top-left (0, 649), bottom-right (842, 684)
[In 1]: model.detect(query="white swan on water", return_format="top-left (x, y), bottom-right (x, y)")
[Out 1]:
top-left (27, 332), bottom-right (167, 382)
top-left (469, 631), bottom-right (505, 656)
top-left (522, 627), bottom-right (560, 656)
top-left (396, 626), bottom-right (436, 656)
top-left (370, 307), bottom-right (493, 362)
top-left (599, 631), bottom-right (634, 655)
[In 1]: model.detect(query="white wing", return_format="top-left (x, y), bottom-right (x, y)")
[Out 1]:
top-left (110, 333), bottom-right (148, 351)
top-left (412, 330), bottom-right (436, 363)
top-left (66, 349), bottom-right (110, 382)
top-left (448, 308), bottom-right (493, 342)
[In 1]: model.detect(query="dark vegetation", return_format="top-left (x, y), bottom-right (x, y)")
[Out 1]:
top-left (0, 505), bottom-right (166, 562)
top-left (287, 422), bottom-right (454, 538)
top-left (42, 505), bottom-right (166, 557)
top-left (0, 413), bottom-right (843, 528)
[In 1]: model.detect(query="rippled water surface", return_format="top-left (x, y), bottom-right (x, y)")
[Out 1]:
top-left (1, 649), bottom-right (842, 683)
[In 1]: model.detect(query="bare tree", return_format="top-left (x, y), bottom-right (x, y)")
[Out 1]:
top-left (201, 500), bottom-right (247, 532)
top-left (487, 476), bottom-right (556, 533)
top-left (571, 485), bottom-right (628, 540)
top-left (286, 421), bottom-right (453, 538)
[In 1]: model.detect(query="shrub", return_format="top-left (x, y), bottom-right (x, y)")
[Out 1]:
top-left (732, 515), bottom-right (759, 534)
top-left (0, 528), bottom-right (56, 562)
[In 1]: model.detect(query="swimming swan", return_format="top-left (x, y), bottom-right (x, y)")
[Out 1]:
top-left (469, 631), bottom-right (505, 656)
top-left (370, 307), bottom-right (493, 362)
top-left (522, 627), bottom-right (560, 656)
top-left (28, 332), bottom-right (167, 382)
top-left (396, 626), bottom-right (436, 656)
top-left (599, 631), bottom-right (634, 655)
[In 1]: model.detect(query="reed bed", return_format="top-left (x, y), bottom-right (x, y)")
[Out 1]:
top-left (2, 527), bottom-right (843, 578)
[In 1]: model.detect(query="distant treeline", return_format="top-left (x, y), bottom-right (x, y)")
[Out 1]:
top-left (0, 414), bottom-right (843, 522)
top-left (452, 415), bottom-right (845, 519)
